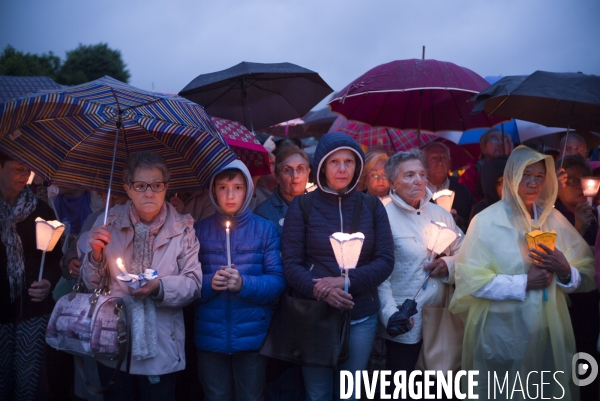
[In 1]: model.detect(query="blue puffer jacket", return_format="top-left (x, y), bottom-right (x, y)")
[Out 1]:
top-left (282, 132), bottom-right (394, 320)
top-left (194, 160), bottom-right (285, 354)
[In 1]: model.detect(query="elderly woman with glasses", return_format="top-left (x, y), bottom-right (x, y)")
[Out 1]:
top-left (359, 149), bottom-right (390, 199)
top-left (254, 145), bottom-right (311, 235)
top-left (449, 145), bottom-right (596, 400)
top-left (83, 151), bottom-right (202, 401)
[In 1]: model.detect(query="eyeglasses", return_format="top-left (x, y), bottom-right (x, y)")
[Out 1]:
top-left (521, 173), bottom-right (545, 185)
top-left (495, 177), bottom-right (503, 186)
top-left (369, 173), bottom-right (387, 180)
top-left (130, 181), bottom-right (167, 192)
top-left (280, 165), bottom-right (308, 177)
top-left (566, 176), bottom-right (582, 187)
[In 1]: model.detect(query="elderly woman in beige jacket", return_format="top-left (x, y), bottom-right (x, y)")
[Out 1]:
top-left (378, 149), bottom-right (463, 378)
top-left (83, 151), bottom-right (202, 401)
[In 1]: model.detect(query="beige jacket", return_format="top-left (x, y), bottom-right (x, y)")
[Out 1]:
top-left (82, 201), bottom-right (202, 375)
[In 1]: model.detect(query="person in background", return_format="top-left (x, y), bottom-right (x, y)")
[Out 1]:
top-left (256, 151), bottom-right (278, 194)
top-left (282, 132), bottom-right (394, 401)
top-left (359, 149), bottom-right (390, 199)
top-left (83, 151), bottom-right (202, 401)
top-left (558, 132), bottom-right (587, 159)
top-left (554, 154), bottom-right (600, 401)
top-left (469, 157), bottom-right (508, 222)
top-left (0, 151), bottom-right (63, 401)
top-left (194, 160), bottom-right (285, 401)
top-left (255, 145), bottom-right (311, 236)
top-left (422, 142), bottom-right (476, 232)
top-left (450, 145), bottom-right (596, 400)
top-left (378, 149), bottom-right (463, 387)
top-left (459, 129), bottom-right (513, 200)
top-left (169, 190), bottom-right (216, 222)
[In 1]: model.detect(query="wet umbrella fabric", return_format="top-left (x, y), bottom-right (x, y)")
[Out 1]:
top-left (470, 71), bottom-right (600, 131)
top-left (179, 61), bottom-right (333, 132)
top-left (329, 59), bottom-right (506, 133)
top-left (0, 76), bottom-right (237, 197)
top-left (211, 117), bottom-right (271, 176)
top-left (328, 115), bottom-right (436, 154)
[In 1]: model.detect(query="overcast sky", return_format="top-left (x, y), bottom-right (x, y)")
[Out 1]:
top-left (2, 0), bottom-right (599, 107)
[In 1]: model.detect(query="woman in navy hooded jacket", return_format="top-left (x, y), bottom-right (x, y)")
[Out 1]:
top-left (282, 132), bottom-right (394, 401)
top-left (194, 160), bottom-right (285, 401)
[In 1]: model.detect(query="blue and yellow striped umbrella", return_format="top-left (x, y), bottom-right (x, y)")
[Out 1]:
top-left (0, 76), bottom-right (237, 196)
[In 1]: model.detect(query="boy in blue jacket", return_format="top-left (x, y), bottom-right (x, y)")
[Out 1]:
top-left (194, 160), bottom-right (285, 401)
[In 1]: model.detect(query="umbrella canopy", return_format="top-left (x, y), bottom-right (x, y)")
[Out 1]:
top-left (329, 59), bottom-right (507, 132)
top-left (211, 117), bottom-right (271, 176)
top-left (470, 71), bottom-right (600, 131)
top-left (303, 107), bottom-right (337, 137)
top-left (436, 119), bottom-right (566, 145)
top-left (261, 118), bottom-right (307, 139)
top-left (179, 61), bottom-right (333, 132)
top-left (0, 76), bottom-right (237, 197)
top-left (328, 116), bottom-right (436, 154)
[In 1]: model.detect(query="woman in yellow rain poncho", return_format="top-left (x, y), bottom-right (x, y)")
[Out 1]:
top-left (449, 145), bottom-right (596, 400)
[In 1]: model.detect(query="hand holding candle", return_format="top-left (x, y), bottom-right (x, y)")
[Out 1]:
top-left (226, 221), bottom-right (232, 268)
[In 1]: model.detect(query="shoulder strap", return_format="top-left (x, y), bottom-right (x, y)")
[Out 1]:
top-left (361, 192), bottom-right (379, 217)
top-left (298, 191), bottom-right (315, 226)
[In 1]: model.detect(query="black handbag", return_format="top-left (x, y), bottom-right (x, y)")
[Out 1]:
top-left (260, 289), bottom-right (350, 369)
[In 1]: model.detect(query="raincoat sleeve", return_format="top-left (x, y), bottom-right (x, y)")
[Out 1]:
top-left (157, 224), bottom-right (202, 308)
top-left (346, 199), bottom-right (394, 294)
top-left (378, 276), bottom-right (397, 326)
top-left (237, 222), bottom-right (285, 304)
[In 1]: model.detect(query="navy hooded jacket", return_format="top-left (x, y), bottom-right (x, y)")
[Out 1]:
top-left (193, 160), bottom-right (285, 353)
top-left (281, 132), bottom-right (394, 320)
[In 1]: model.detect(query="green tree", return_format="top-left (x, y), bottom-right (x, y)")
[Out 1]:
top-left (0, 45), bottom-right (61, 78)
top-left (56, 43), bottom-right (130, 85)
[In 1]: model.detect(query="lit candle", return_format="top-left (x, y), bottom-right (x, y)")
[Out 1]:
top-left (226, 221), bottom-right (232, 268)
top-left (116, 258), bottom-right (126, 273)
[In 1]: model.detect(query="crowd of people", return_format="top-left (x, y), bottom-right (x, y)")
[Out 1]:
top-left (1, 128), bottom-right (599, 401)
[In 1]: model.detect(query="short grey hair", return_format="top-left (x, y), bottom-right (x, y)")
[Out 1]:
top-left (422, 141), bottom-right (450, 158)
top-left (384, 148), bottom-right (425, 183)
top-left (559, 132), bottom-right (587, 148)
top-left (123, 151), bottom-right (171, 185)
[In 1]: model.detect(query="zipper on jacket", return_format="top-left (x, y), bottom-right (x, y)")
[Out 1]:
top-left (338, 197), bottom-right (343, 233)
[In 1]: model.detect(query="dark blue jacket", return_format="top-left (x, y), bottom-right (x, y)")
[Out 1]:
top-left (281, 132), bottom-right (394, 320)
top-left (194, 160), bottom-right (285, 354)
top-left (254, 188), bottom-right (288, 236)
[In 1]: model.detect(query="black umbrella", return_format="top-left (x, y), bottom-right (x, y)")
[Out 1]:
top-left (179, 62), bottom-right (333, 132)
top-left (303, 107), bottom-right (337, 137)
top-left (471, 71), bottom-right (600, 132)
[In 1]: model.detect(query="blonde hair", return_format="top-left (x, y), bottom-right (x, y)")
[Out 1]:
top-left (360, 149), bottom-right (388, 185)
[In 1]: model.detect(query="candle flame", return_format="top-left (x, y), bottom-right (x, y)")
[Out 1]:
top-left (116, 258), bottom-right (125, 273)
top-left (226, 221), bottom-right (230, 229)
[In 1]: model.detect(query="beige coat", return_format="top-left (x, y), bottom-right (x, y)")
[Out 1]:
top-left (82, 201), bottom-right (202, 375)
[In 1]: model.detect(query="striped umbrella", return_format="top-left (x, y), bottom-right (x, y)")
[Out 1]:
top-left (211, 117), bottom-right (271, 176)
top-left (328, 116), bottom-right (436, 154)
top-left (0, 76), bottom-right (238, 202)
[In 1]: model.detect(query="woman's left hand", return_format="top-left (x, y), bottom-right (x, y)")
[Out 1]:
top-left (129, 279), bottom-right (160, 301)
top-left (312, 276), bottom-right (344, 300)
top-left (423, 259), bottom-right (448, 277)
top-left (29, 279), bottom-right (51, 302)
top-left (529, 244), bottom-right (570, 277)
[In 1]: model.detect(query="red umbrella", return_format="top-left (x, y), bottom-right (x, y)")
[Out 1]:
top-left (212, 117), bottom-right (271, 175)
top-left (329, 59), bottom-right (507, 133)
top-left (328, 116), bottom-right (436, 154)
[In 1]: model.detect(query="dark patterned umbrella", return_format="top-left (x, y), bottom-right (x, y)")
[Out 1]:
top-left (0, 76), bottom-right (237, 203)
top-left (179, 62), bottom-right (333, 132)
top-left (329, 59), bottom-right (507, 133)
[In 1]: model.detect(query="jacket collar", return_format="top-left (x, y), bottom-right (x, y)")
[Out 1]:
top-left (213, 206), bottom-right (252, 228)
top-left (389, 187), bottom-right (434, 212)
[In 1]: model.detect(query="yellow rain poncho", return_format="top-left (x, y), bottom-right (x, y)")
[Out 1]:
top-left (449, 146), bottom-right (595, 400)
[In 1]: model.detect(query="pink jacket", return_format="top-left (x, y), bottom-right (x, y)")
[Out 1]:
top-left (82, 201), bottom-right (202, 375)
